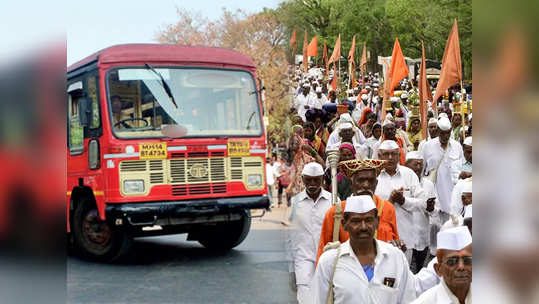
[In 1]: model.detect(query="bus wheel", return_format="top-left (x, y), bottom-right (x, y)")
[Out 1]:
top-left (197, 210), bottom-right (251, 250)
top-left (72, 199), bottom-right (131, 262)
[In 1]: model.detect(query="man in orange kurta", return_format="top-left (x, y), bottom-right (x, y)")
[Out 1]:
top-left (316, 159), bottom-right (400, 264)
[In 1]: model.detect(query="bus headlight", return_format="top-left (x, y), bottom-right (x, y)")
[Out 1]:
top-left (247, 174), bottom-right (262, 187)
top-left (124, 180), bottom-right (145, 193)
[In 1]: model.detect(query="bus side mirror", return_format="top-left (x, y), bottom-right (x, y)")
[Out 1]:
top-left (78, 97), bottom-right (91, 127)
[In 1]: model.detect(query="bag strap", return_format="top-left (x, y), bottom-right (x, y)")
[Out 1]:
top-left (326, 246), bottom-right (342, 304)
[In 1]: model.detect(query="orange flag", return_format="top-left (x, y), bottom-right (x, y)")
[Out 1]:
top-left (331, 64), bottom-right (338, 91)
top-left (323, 42), bottom-right (328, 74)
top-left (307, 36), bottom-right (318, 57)
top-left (433, 19), bottom-right (462, 108)
top-left (419, 41), bottom-right (432, 139)
top-left (360, 42), bottom-right (367, 74)
top-left (348, 35), bottom-right (356, 63)
top-left (302, 30), bottom-right (308, 72)
top-left (348, 35), bottom-right (356, 88)
top-left (289, 27), bottom-right (297, 54)
top-left (382, 38), bottom-right (409, 121)
top-left (328, 34), bottom-right (341, 66)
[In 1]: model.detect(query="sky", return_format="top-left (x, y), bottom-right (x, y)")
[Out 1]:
top-left (0, 0), bottom-right (281, 66)
top-left (66, 0), bottom-right (281, 66)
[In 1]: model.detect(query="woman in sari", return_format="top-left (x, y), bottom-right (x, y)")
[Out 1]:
top-left (357, 107), bottom-right (376, 138)
top-left (406, 116), bottom-right (424, 151)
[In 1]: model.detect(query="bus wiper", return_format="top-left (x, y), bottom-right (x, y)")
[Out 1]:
top-left (246, 111), bottom-right (256, 130)
top-left (145, 63), bottom-right (178, 108)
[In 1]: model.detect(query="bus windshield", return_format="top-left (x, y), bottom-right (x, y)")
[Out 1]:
top-left (107, 67), bottom-right (263, 138)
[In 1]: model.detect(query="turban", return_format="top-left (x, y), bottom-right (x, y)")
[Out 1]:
top-left (338, 159), bottom-right (386, 178)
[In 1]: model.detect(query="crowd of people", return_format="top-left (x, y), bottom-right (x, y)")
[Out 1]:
top-left (267, 62), bottom-right (473, 304)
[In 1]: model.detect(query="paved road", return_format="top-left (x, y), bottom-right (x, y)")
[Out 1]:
top-left (68, 207), bottom-right (297, 304)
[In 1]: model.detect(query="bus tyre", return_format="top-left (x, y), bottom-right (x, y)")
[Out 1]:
top-left (72, 199), bottom-right (132, 262)
top-left (197, 210), bottom-right (251, 250)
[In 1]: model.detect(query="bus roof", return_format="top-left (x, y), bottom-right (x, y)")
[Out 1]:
top-left (68, 44), bottom-right (256, 72)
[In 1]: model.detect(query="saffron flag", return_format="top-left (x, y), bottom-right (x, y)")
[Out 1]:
top-left (290, 27), bottom-right (297, 54)
top-left (307, 36), bottom-right (318, 57)
top-left (433, 19), bottom-right (462, 107)
top-left (419, 41), bottom-right (432, 139)
top-left (360, 42), bottom-right (367, 74)
top-left (381, 38), bottom-right (409, 121)
top-left (348, 35), bottom-right (356, 88)
top-left (303, 30), bottom-right (308, 72)
top-left (328, 34), bottom-right (341, 66)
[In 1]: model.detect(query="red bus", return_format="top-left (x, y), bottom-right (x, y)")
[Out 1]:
top-left (67, 44), bottom-right (269, 261)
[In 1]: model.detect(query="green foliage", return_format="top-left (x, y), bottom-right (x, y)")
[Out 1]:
top-left (273, 0), bottom-right (471, 79)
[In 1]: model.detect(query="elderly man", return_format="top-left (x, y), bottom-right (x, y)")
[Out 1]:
top-left (366, 122), bottom-right (382, 158)
top-left (288, 162), bottom-right (332, 304)
top-left (405, 151), bottom-right (438, 274)
top-left (326, 114), bottom-right (368, 159)
top-left (316, 159), bottom-right (399, 263)
top-left (372, 117), bottom-right (407, 165)
top-left (412, 226), bottom-right (472, 304)
top-left (310, 86), bottom-right (329, 108)
top-left (452, 137), bottom-right (472, 184)
top-left (451, 178), bottom-right (472, 217)
top-left (414, 205), bottom-right (472, 297)
top-left (375, 140), bottom-right (425, 264)
top-left (421, 117), bottom-right (464, 225)
top-left (417, 118), bottom-right (439, 153)
top-left (312, 195), bottom-right (416, 304)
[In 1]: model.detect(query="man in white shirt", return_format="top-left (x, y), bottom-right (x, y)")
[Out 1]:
top-left (421, 117), bottom-right (464, 225)
top-left (295, 83), bottom-right (312, 122)
top-left (450, 178), bottom-right (472, 216)
top-left (312, 195), bottom-right (416, 304)
top-left (375, 140), bottom-right (425, 263)
top-left (451, 136), bottom-right (472, 185)
top-left (412, 226), bottom-right (472, 304)
top-left (288, 162), bottom-right (332, 304)
top-left (366, 122), bottom-right (382, 158)
top-left (266, 157), bottom-right (276, 208)
top-left (326, 114), bottom-right (368, 159)
top-left (404, 151), bottom-right (438, 274)
top-left (310, 86), bottom-right (328, 109)
top-left (417, 118), bottom-right (438, 153)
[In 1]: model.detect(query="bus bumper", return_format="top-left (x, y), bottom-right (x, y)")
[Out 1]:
top-left (105, 195), bottom-right (269, 227)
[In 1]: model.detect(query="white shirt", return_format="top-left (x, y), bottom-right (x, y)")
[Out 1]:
top-left (312, 240), bottom-right (417, 304)
top-left (326, 126), bottom-right (367, 147)
top-left (289, 190), bottom-right (332, 285)
top-left (422, 137), bottom-right (464, 213)
top-left (414, 257), bottom-right (440, 296)
top-left (310, 94), bottom-right (329, 108)
top-left (375, 165), bottom-right (425, 250)
top-left (366, 136), bottom-right (380, 158)
top-left (266, 163), bottom-right (275, 185)
top-left (294, 93), bottom-right (311, 122)
top-left (272, 162), bottom-right (282, 178)
top-left (413, 178), bottom-right (438, 251)
top-left (451, 158), bottom-right (472, 185)
top-left (450, 177), bottom-right (471, 216)
top-left (412, 278), bottom-right (472, 304)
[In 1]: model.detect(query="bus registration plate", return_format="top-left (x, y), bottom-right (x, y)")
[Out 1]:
top-left (139, 142), bottom-right (167, 159)
top-left (228, 140), bottom-right (250, 156)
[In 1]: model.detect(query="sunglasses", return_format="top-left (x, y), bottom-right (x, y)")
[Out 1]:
top-left (444, 256), bottom-right (472, 267)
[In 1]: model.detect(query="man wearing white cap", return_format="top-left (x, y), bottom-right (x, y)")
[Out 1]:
top-left (375, 140), bottom-right (424, 263)
top-left (421, 117), bottom-right (464, 225)
top-left (413, 205), bottom-right (472, 297)
top-left (309, 86), bottom-right (329, 109)
top-left (294, 83), bottom-right (312, 122)
top-left (417, 118), bottom-right (439, 153)
top-left (326, 114), bottom-right (367, 158)
top-left (288, 162), bottom-right (332, 304)
top-left (451, 137), bottom-right (472, 184)
top-left (400, 93), bottom-right (410, 126)
top-left (312, 195), bottom-right (416, 304)
top-left (450, 178), bottom-right (472, 217)
top-left (411, 226), bottom-right (472, 304)
top-left (372, 117), bottom-right (407, 165)
top-left (405, 150), bottom-right (439, 274)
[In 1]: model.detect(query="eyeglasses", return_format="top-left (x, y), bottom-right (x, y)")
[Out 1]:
top-left (444, 256), bottom-right (472, 267)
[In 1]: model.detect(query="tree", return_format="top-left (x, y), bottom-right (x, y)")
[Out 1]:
top-left (156, 8), bottom-right (292, 148)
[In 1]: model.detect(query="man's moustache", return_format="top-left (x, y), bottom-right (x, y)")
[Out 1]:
top-left (356, 190), bottom-right (374, 196)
